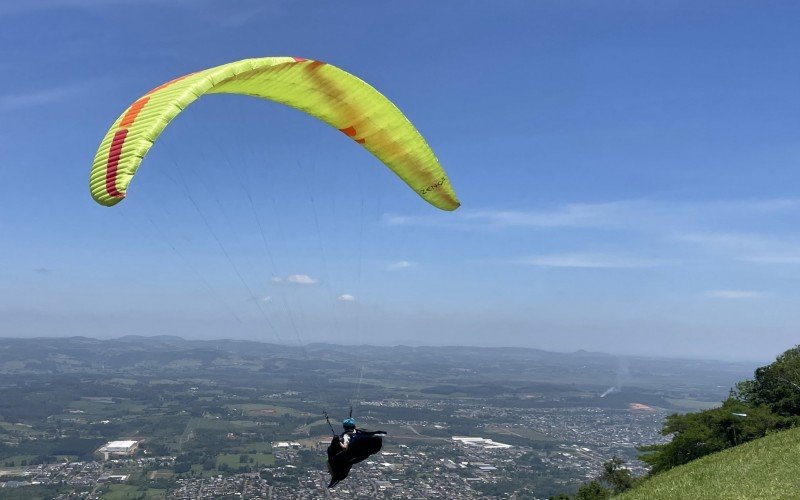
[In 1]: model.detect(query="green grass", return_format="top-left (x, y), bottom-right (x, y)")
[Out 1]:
top-left (0, 454), bottom-right (37, 466)
top-left (210, 357), bottom-right (262, 370)
top-left (183, 416), bottom-right (259, 433)
top-left (215, 452), bottom-right (275, 468)
top-left (178, 417), bottom-right (262, 452)
top-left (225, 403), bottom-right (300, 417)
top-left (105, 378), bottom-right (139, 386)
top-left (148, 470), bottom-right (174, 480)
top-left (336, 376), bottom-right (429, 391)
top-left (162, 359), bottom-right (203, 370)
top-left (65, 398), bottom-right (145, 418)
top-left (0, 421), bottom-right (34, 431)
top-left (0, 361), bottom-right (28, 371)
top-left (485, 425), bottom-right (557, 442)
top-left (237, 442), bottom-right (272, 453)
top-left (368, 423), bottom-right (450, 441)
top-left (665, 398), bottom-right (722, 411)
top-left (101, 484), bottom-right (166, 499)
top-left (618, 426), bottom-right (800, 500)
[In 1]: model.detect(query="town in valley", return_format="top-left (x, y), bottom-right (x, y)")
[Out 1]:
top-left (0, 336), bottom-right (753, 499)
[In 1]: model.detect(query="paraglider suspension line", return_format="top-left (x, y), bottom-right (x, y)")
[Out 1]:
top-left (323, 410), bottom-right (336, 436)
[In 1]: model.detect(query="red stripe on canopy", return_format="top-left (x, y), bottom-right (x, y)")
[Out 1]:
top-left (105, 129), bottom-right (128, 198)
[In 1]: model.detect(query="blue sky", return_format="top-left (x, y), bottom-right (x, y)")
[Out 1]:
top-left (1, 1), bottom-right (799, 360)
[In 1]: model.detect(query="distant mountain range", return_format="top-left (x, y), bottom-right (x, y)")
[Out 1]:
top-left (0, 335), bottom-right (757, 406)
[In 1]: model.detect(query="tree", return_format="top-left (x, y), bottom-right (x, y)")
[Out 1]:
top-left (574, 481), bottom-right (610, 500)
top-left (549, 458), bottom-right (632, 500)
top-left (735, 345), bottom-right (800, 417)
top-left (639, 398), bottom-right (795, 473)
top-left (599, 457), bottom-right (636, 493)
top-left (173, 462), bottom-right (191, 474)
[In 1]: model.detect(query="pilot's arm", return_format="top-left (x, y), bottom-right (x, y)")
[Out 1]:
top-left (340, 433), bottom-right (351, 450)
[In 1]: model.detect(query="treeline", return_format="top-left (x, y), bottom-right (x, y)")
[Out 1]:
top-left (551, 345), bottom-right (800, 499)
top-left (0, 437), bottom-right (105, 465)
top-left (640, 345), bottom-right (800, 473)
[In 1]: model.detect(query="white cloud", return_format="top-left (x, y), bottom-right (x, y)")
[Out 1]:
top-left (215, 4), bottom-right (276, 27)
top-left (286, 274), bottom-right (319, 285)
top-left (0, 82), bottom-right (94, 112)
top-left (516, 253), bottom-right (671, 269)
top-left (387, 199), bottom-right (800, 270)
top-left (387, 260), bottom-right (416, 271)
top-left (0, 0), bottom-right (277, 26)
top-left (0, 0), bottom-right (193, 16)
top-left (272, 275), bottom-right (320, 285)
top-left (383, 203), bottom-right (627, 230)
top-left (704, 290), bottom-right (766, 299)
top-left (676, 232), bottom-right (800, 265)
top-left (384, 198), bottom-right (800, 232)
top-left (338, 294), bottom-right (356, 302)
top-left (743, 254), bottom-right (800, 265)
top-left (461, 205), bottom-right (625, 228)
top-left (246, 295), bottom-right (272, 304)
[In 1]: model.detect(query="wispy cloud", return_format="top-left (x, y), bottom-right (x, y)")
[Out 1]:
top-left (337, 294), bottom-right (355, 302)
top-left (387, 260), bottom-right (416, 271)
top-left (744, 254), bottom-right (800, 265)
top-left (285, 274), bottom-right (319, 285)
top-left (516, 253), bottom-right (672, 269)
top-left (384, 203), bottom-right (630, 230)
top-left (214, 4), bottom-right (277, 27)
top-left (0, 80), bottom-right (106, 112)
top-left (704, 290), bottom-right (766, 299)
top-left (0, 0), bottom-right (191, 16)
top-left (389, 199), bottom-right (800, 269)
top-left (247, 295), bottom-right (272, 303)
top-left (271, 274), bottom-right (320, 285)
top-left (1, 86), bottom-right (79, 112)
top-left (676, 232), bottom-right (800, 265)
top-left (0, 0), bottom-right (277, 26)
top-left (384, 198), bottom-right (800, 232)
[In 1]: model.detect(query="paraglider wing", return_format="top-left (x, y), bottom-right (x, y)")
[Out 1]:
top-left (346, 430), bottom-right (385, 462)
top-left (327, 435), bottom-right (352, 488)
top-left (89, 57), bottom-right (459, 211)
top-left (326, 430), bottom-right (385, 488)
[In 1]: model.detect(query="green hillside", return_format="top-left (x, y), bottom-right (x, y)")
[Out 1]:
top-left (618, 426), bottom-right (800, 500)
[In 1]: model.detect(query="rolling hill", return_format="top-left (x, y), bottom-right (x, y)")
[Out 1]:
top-left (619, 426), bottom-right (800, 499)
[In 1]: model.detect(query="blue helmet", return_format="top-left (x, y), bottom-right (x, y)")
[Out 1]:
top-left (342, 418), bottom-right (356, 430)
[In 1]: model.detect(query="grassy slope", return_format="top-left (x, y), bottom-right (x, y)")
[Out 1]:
top-left (618, 427), bottom-right (800, 500)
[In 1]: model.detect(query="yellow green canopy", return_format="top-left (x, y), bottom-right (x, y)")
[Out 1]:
top-left (90, 56), bottom-right (460, 211)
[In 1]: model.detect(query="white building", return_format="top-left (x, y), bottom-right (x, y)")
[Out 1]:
top-left (273, 441), bottom-right (301, 448)
top-left (451, 436), bottom-right (512, 449)
top-left (98, 440), bottom-right (139, 460)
